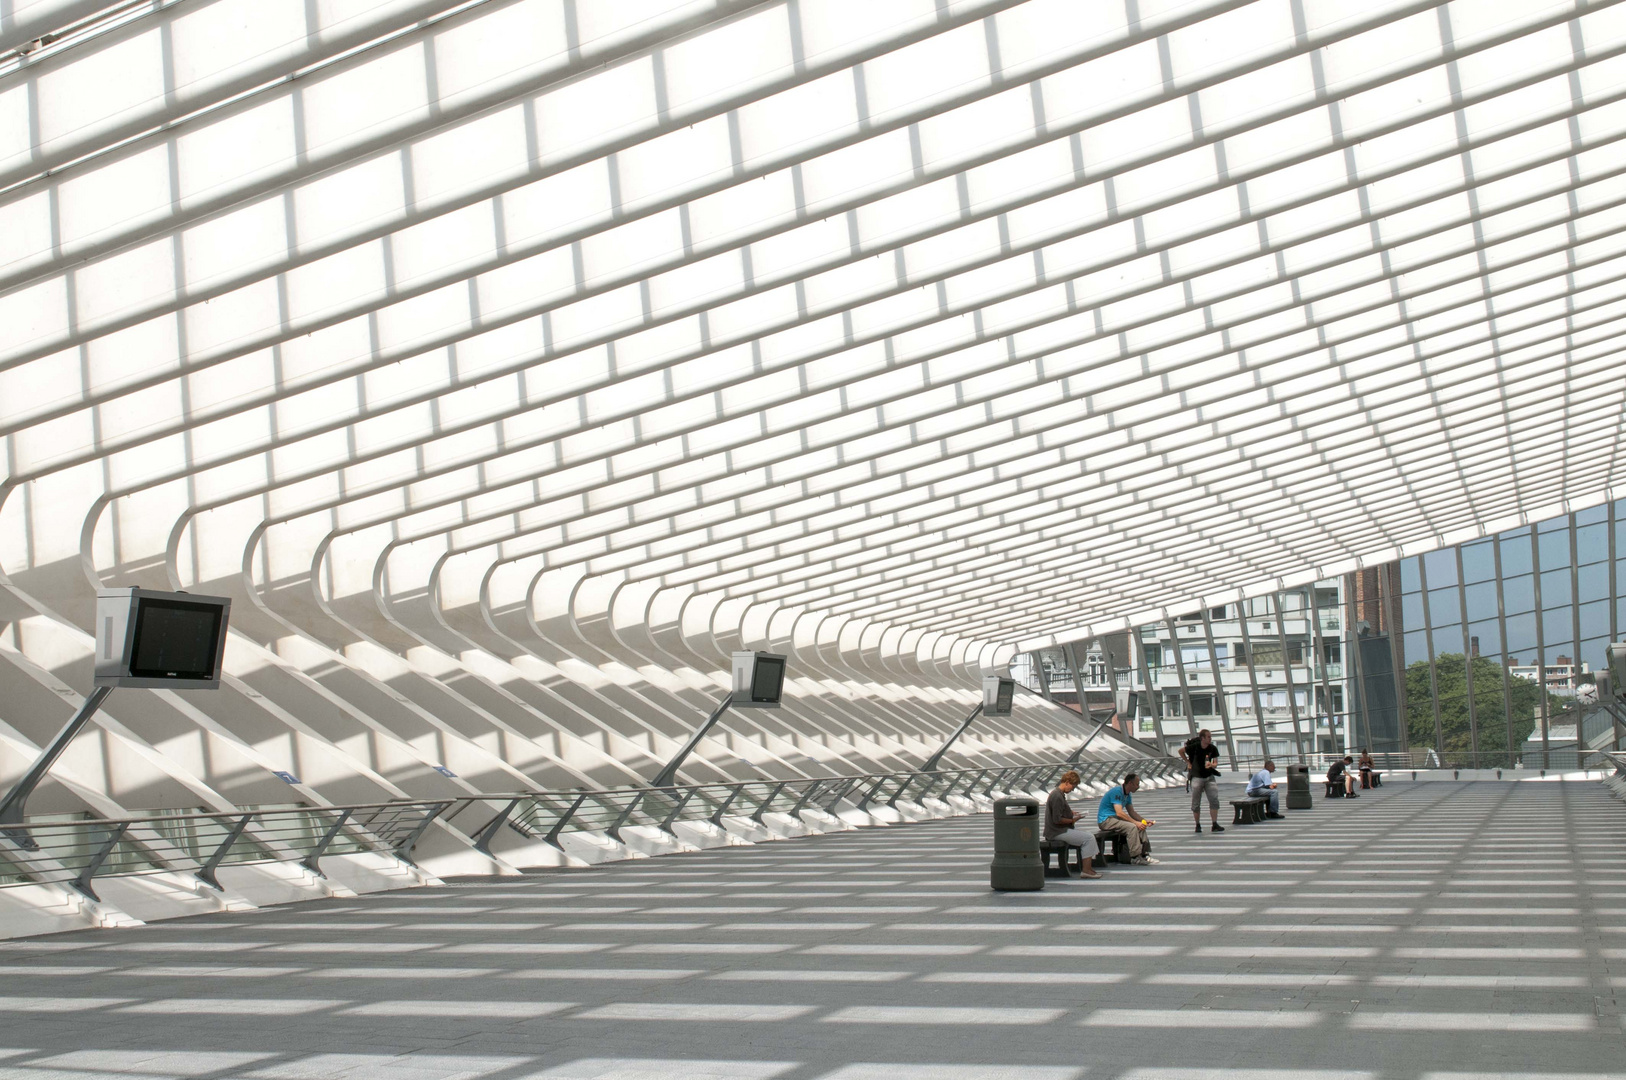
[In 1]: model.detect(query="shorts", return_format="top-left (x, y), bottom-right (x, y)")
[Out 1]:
top-left (1190, 775), bottom-right (1220, 812)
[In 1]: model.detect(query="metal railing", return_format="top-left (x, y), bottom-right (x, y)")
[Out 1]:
top-left (1224, 749), bottom-right (1622, 775)
top-left (0, 756), bottom-right (1184, 901)
top-left (0, 799), bottom-right (450, 901)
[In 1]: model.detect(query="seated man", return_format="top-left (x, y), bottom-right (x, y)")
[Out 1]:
top-left (1097, 772), bottom-right (1159, 865)
top-left (1327, 756), bottom-right (1359, 798)
top-left (1246, 759), bottom-right (1282, 817)
top-left (1044, 770), bottom-right (1102, 878)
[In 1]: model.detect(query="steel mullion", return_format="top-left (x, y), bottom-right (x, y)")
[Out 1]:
top-left (1232, 600), bottom-right (1272, 761)
top-left (1198, 608), bottom-right (1240, 770)
top-left (1453, 546), bottom-right (1480, 764)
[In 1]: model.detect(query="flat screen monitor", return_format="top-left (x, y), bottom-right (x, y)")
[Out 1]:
top-left (96, 588), bottom-right (231, 689)
top-left (749, 655), bottom-right (786, 703)
top-left (129, 598), bottom-right (225, 680)
top-left (983, 675), bottom-right (1015, 716)
top-left (731, 651), bottom-right (787, 708)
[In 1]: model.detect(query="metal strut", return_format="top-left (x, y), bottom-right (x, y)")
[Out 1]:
top-left (0, 685), bottom-right (113, 827)
top-left (650, 693), bottom-right (732, 788)
top-left (920, 703), bottom-right (982, 772)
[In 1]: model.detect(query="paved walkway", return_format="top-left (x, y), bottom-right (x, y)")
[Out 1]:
top-left (1, 781), bottom-right (1624, 1080)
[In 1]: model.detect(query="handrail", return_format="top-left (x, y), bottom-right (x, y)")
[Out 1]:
top-left (1224, 749), bottom-right (1621, 774)
top-left (0, 754), bottom-right (1184, 901)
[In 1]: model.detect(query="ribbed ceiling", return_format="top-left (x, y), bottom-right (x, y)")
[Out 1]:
top-left (3, 0), bottom-right (1624, 653)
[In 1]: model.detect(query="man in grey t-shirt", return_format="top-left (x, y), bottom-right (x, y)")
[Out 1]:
top-left (1043, 770), bottom-right (1101, 878)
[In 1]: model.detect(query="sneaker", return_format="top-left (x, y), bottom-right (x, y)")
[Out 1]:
top-left (1194, 824), bottom-right (1203, 834)
top-left (1141, 856), bottom-right (1162, 864)
top-left (1210, 823), bottom-right (1225, 832)
top-left (1131, 856), bottom-right (1150, 865)
top-left (1265, 812), bottom-right (1284, 819)
top-left (1348, 793), bottom-right (1360, 798)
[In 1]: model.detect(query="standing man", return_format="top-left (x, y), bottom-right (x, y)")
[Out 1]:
top-left (1043, 770), bottom-right (1102, 878)
top-left (1245, 759), bottom-right (1283, 818)
top-left (1097, 772), bottom-right (1159, 865)
top-left (1180, 728), bottom-right (1224, 833)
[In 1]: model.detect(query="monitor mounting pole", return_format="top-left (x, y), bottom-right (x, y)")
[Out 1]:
top-left (920, 704), bottom-right (983, 772)
top-left (650, 693), bottom-right (732, 788)
top-left (0, 685), bottom-right (113, 826)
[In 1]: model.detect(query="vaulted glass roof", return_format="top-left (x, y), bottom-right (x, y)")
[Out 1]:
top-left (2, 0), bottom-right (1623, 656)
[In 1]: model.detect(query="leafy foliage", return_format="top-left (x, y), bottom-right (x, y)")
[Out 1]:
top-left (1404, 652), bottom-right (1557, 754)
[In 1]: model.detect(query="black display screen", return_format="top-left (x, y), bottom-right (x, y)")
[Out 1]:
top-left (749, 656), bottom-right (785, 702)
top-left (994, 679), bottom-right (1014, 713)
top-left (128, 598), bottom-right (225, 680)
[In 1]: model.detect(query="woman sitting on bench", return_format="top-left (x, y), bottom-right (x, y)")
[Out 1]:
top-left (1358, 749), bottom-right (1380, 788)
top-left (1044, 771), bottom-right (1102, 879)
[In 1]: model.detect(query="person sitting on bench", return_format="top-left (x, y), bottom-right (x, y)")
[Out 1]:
top-left (1328, 756), bottom-right (1359, 798)
top-left (1358, 749), bottom-right (1379, 788)
top-left (1097, 772), bottom-right (1159, 865)
top-left (1044, 770), bottom-right (1101, 878)
top-left (1245, 760), bottom-right (1283, 817)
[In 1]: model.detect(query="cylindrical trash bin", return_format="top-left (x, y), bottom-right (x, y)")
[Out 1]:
top-left (1286, 764), bottom-right (1312, 810)
top-left (990, 797), bottom-right (1043, 891)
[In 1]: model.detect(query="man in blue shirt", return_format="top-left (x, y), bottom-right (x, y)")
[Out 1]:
top-left (1097, 772), bottom-right (1159, 864)
top-left (1245, 760), bottom-right (1283, 817)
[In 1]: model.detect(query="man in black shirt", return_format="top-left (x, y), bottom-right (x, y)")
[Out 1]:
top-left (1180, 729), bottom-right (1224, 833)
top-left (1328, 755), bottom-right (1359, 798)
top-left (1043, 770), bottom-right (1101, 878)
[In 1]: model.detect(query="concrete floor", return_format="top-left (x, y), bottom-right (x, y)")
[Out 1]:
top-left (1, 780), bottom-right (1623, 1080)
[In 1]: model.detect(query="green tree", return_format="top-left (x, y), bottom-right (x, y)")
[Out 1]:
top-left (1404, 652), bottom-right (1557, 756)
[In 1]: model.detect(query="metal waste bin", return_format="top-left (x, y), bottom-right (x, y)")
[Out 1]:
top-left (1286, 764), bottom-right (1312, 810)
top-left (990, 797), bottom-right (1043, 891)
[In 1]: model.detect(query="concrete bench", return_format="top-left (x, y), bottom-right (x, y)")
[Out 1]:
top-left (1231, 797), bottom-right (1268, 824)
top-left (1040, 841), bottom-right (1087, 879)
top-left (1092, 829), bottom-right (1149, 867)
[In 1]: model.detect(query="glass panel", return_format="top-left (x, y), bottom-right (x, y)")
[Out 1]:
top-left (1536, 528), bottom-right (1571, 571)
top-left (1460, 541), bottom-right (1495, 584)
top-left (1579, 599), bottom-right (1610, 643)
top-left (1421, 548), bottom-right (1458, 588)
top-left (1400, 557), bottom-right (1421, 594)
top-left (1539, 569), bottom-right (1572, 609)
top-left (1540, 612), bottom-right (1573, 659)
top-left (1431, 626), bottom-right (1464, 657)
top-left (1580, 635), bottom-right (1610, 676)
top-left (1462, 580), bottom-right (1498, 621)
top-left (1502, 575), bottom-right (1535, 615)
top-left (1575, 522), bottom-right (1608, 565)
top-left (1427, 587), bottom-right (1460, 627)
top-left (1466, 618), bottom-right (1500, 658)
top-left (1402, 592), bottom-right (1425, 631)
top-left (1575, 504), bottom-right (1607, 526)
top-left (1499, 535), bottom-right (1534, 576)
top-left (1577, 562), bottom-right (1608, 605)
top-left (1503, 612), bottom-right (1537, 663)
